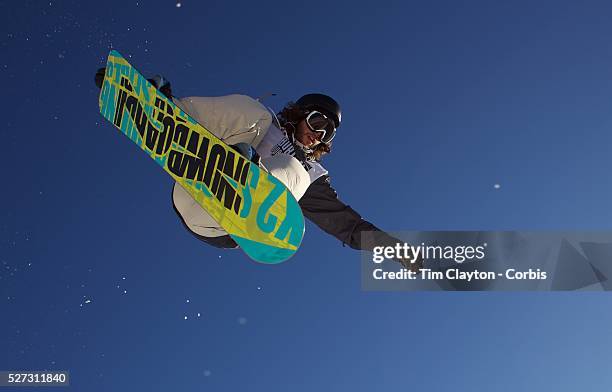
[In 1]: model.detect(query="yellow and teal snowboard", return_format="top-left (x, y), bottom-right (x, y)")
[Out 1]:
top-left (98, 50), bottom-right (304, 263)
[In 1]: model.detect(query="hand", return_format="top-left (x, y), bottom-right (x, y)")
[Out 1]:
top-left (94, 68), bottom-right (173, 99)
top-left (147, 75), bottom-right (173, 99)
top-left (395, 250), bottom-right (424, 273)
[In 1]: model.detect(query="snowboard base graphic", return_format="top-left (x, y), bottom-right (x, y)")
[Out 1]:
top-left (98, 50), bottom-right (304, 263)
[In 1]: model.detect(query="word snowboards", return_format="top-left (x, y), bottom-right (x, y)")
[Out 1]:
top-left (98, 50), bottom-right (304, 263)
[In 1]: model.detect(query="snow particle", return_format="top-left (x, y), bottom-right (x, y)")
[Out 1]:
top-left (238, 317), bottom-right (247, 325)
top-left (203, 370), bottom-right (211, 377)
top-left (184, 315), bottom-right (188, 320)
top-left (176, 2), bottom-right (182, 7)
top-left (493, 183), bottom-right (501, 189)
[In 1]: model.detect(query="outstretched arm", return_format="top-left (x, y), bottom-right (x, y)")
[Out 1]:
top-left (299, 175), bottom-right (401, 250)
top-left (299, 175), bottom-right (422, 270)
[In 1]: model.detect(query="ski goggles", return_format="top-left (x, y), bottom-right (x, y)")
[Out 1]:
top-left (305, 111), bottom-right (336, 144)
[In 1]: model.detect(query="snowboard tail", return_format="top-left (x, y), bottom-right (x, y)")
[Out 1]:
top-left (98, 50), bottom-right (304, 263)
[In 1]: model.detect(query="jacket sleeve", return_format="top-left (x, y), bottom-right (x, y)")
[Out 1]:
top-left (298, 175), bottom-right (401, 250)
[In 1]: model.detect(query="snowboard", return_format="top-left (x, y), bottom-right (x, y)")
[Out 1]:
top-left (98, 50), bottom-right (304, 263)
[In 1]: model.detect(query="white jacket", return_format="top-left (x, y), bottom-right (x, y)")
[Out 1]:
top-left (171, 94), bottom-right (310, 238)
top-left (172, 94), bottom-right (272, 147)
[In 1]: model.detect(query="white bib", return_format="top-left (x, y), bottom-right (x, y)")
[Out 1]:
top-left (257, 124), bottom-right (329, 184)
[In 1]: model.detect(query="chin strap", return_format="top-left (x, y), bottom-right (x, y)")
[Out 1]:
top-left (275, 116), bottom-right (315, 158)
top-left (294, 138), bottom-right (314, 154)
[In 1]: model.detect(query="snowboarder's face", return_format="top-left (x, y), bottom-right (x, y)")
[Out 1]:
top-left (295, 119), bottom-right (324, 148)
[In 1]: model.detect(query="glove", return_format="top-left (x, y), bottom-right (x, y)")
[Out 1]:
top-left (94, 67), bottom-right (173, 99)
top-left (147, 75), bottom-right (173, 99)
top-left (395, 249), bottom-right (424, 273)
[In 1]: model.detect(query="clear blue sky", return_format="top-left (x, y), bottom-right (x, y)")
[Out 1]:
top-left (2, 0), bottom-right (612, 390)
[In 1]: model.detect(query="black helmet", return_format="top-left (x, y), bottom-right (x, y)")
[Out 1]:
top-left (295, 93), bottom-right (342, 128)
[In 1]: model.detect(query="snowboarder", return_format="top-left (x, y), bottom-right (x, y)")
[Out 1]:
top-left (95, 68), bottom-right (421, 270)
